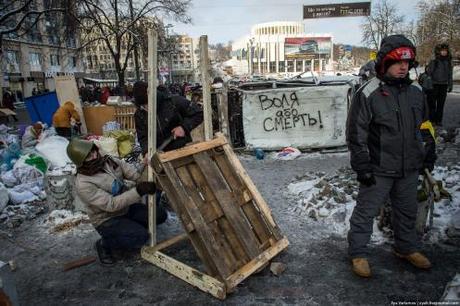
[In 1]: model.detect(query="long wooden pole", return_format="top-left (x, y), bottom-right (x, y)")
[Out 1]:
top-left (147, 29), bottom-right (158, 247)
top-left (199, 35), bottom-right (213, 141)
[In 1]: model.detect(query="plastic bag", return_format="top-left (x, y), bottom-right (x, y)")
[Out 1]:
top-left (35, 136), bottom-right (71, 168)
top-left (104, 130), bottom-right (135, 158)
top-left (8, 182), bottom-right (43, 205)
top-left (24, 154), bottom-right (48, 174)
top-left (275, 147), bottom-right (301, 160)
top-left (94, 137), bottom-right (119, 157)
top-left (1, 142), bottom-right (21, 171)
top-left (0, 183), bottom-right (8, 212)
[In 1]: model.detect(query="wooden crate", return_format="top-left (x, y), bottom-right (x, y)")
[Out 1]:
top-left (141, 133), bottom-right (289, 299)
top-left (114, 105), bottom-right (136, 130)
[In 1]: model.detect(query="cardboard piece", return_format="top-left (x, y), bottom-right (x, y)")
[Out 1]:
top-left (54, 75), bottom-right (87, 133)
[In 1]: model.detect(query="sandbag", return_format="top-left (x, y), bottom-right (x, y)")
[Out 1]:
top-left (104, 130), bottom-right (135, 158)
top-left (94, 137), bottom-right (119, 157)
top-left (36, 136), bottom-right (71, 168)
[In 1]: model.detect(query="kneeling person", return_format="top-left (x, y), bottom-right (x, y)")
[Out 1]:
top-left (67, 139), bottom-right (167, 265)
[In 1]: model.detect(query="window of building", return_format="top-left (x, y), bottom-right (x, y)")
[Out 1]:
top-left (71, 56), bottom-right (77, 68)
top-left (4, 51), bottom-right (20, 73)
top-left (279, 61), bottom-right (285, 72)
top-left (29, 52), bottom-right (42, 70)
top-left (296, 60), bottom-right (303, 72)
top-left (270, 61), bottom-right (276, 72)
top-left (50, 54), bottom-right (60, 66)
top-left (287, 60), bottom-right (294, 72)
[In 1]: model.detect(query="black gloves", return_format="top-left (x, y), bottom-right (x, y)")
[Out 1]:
top-left (357, 172), bottom-right (376, 187)
top-left (136, 182), bottom-right (156, 196)
top-left (448, 86), bottom-right (452, 93)
top-left (420, 163), bottom-right (434, 174)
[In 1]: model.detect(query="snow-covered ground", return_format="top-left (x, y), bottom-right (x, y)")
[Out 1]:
top-left (286, 163), bottom-right (460, 246)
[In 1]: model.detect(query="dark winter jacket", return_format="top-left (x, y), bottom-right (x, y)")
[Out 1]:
top-left (134, 94), bottom-right (203, 155)
top-left (346, 76), bottom-right (429, 177)
top-left (427, 45), bottom-right (453, 88)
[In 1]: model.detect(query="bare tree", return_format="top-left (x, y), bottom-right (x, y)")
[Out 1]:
top-left (360, 0), bottom-right (405, 50)
top-left (76, 0), bottom-right (190, 91)
top-left (416, 0), bottom-right (460, 64)
top-left (0, 0), bottom-right (70, 106)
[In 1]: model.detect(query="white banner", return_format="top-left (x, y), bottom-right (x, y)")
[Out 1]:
top-left (242, 85), bottom-right (349, 150)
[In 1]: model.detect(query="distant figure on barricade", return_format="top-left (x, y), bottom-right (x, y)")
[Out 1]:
top-left (67, 138), bottom-right (167, 265)
top-left (21, 122), bottom-right (43, 150)
top-left (426, 43), bottom-right (453, 126)
top-left (52, 101), bottom-right (81, 139)
top-left (346, 34), bottom-right (435, 278)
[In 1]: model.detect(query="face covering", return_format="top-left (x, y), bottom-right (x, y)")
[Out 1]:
top-left (77, 152), bottom-right (108, 176)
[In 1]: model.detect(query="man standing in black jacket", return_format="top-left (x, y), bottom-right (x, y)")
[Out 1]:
top-left (133, 81), bottom-right (203, 155)
top-left (426, 43), bottom-right (453, 126)
top-left (346, 35), bottom-right (434, 278)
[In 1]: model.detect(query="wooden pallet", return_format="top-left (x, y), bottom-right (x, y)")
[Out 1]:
top-left (141, 133), bottom-right (289, 299)
top-left (114, 105), bottom-right (136, 130)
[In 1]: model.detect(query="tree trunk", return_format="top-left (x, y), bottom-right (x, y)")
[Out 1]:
top-left (118, 71), bottom-right (125, 97)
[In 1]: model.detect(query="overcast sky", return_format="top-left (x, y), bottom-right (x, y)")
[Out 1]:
top-left (167, 0), bottom-right (420, 46)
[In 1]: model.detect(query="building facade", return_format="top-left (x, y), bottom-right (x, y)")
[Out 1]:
top-left (1, 0), bottom-right (84, 100)
top-left (229, 21), bottom-right (333, 76)
top-left (168, 35), bottom-right (200, 84)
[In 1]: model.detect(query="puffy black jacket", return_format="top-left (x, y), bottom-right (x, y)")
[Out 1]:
top-left (135, 94), bottom-right (203, 155)
top-left (346, 76), bottom-right (429, 177)
top-left (427, 45), bottom-right (453, 88)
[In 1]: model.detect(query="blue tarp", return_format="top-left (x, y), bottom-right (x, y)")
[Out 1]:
top-left (25, 92), bottom-right (60, 126)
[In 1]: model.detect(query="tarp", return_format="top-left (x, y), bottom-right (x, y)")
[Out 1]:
top-left (242, 85), bottom-right (349, 149)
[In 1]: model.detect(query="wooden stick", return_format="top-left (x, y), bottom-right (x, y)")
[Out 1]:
top-left (63, 256), bottom-right (97, 271)
top-left (141, 249), bottom-right (226, 300)
top-left (147, 29), bottom-right (158, 247)
top-left (200, 35), bottom-right (213, 141)
top-left (218, 82), bottom-right (230, 139)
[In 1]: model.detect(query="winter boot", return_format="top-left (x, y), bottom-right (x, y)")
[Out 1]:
top-left (351, 258), bottom-right (371, 278)
top-left (95, 239), bottom-right (115, 266)
top-left (393, 251), bottom-right (431, 269)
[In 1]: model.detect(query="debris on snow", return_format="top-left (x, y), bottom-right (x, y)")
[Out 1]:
top-left (44, 209), bottom-right (90, 233)
top-left (441, 273), bottom-right (460, 302)
top-left (0, 202), bottom-right (47, 228)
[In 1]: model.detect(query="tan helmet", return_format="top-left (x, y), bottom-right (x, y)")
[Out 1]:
top-left (67, 138), bottom-right (94, 167)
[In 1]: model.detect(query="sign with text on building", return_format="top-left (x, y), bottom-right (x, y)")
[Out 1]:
top-left (242, 85), bottom-right (349, 150)
top-left (285, 37), bottom-right (332, 59)
top-left (303, 2), bottom-right (371, 19)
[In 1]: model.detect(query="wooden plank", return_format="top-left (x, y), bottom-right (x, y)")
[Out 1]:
top-left (217, 83), bottom-right (230, 138)
top-left (213, 151), bottom-right (271, 245)
top-left (176, 165), bottom-right (221, 223)
top-left (200, 35), bottom-right (213, 141)
top-left (62, 256), bottom-right (97, 271)
top-left (218, 217), bottom-right (249, 267)
top-left (209, 220), bottom-right (239, 272)
top-left (147, 29), bottom-right (158, 247)
top-left (163, 162), bottom-right (232, 278)
top-left (158, 136), bottom-right (227, 162)
top-left (155, 169), bottom-right (219, 276)
top-left (141, 249), bottom-right (226, 300)
top-left (186, 163), bottom-right (224, 222)
top-left (144, 233), bottom-right (189, 253)
top-left (225, 237), bottom-right (289, 290)
top-left (193, 152), bottom-right (261, 259)
top-left (220, 138), bottom-right (282, 240)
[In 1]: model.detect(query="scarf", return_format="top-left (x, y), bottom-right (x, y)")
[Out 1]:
top-left (77, 155), bottom-right (118, 176)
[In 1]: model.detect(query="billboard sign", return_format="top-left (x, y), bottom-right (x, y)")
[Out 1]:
top-left (285, 37), bottom-right (332, 59)
top-left (303, 2), bottom-right (371, 19)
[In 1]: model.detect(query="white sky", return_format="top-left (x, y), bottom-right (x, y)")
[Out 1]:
top-left (167, 0), bottom-right (420, 46)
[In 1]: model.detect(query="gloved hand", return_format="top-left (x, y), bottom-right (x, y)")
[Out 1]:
top-left (421, 163), bottom-right (434, 174)
top-left (357, 172), bottom-right (376, 187)
top-left (448, 86), bottom-right (453, 93)
top-left (136, 182), bottom-right (156, 196)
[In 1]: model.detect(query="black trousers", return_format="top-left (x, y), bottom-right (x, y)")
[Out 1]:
top-left (427, 84), bottom-right (448, 124)
top-left (95, 203), bottom-right (167, 251)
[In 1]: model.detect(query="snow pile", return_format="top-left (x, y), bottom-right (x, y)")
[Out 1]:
top-left (44, 209), bottom-right (90, 233)
top-left (288, 164), bottom-right (460, 245)
top-left (0, 203), bottom-right (47, 228)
